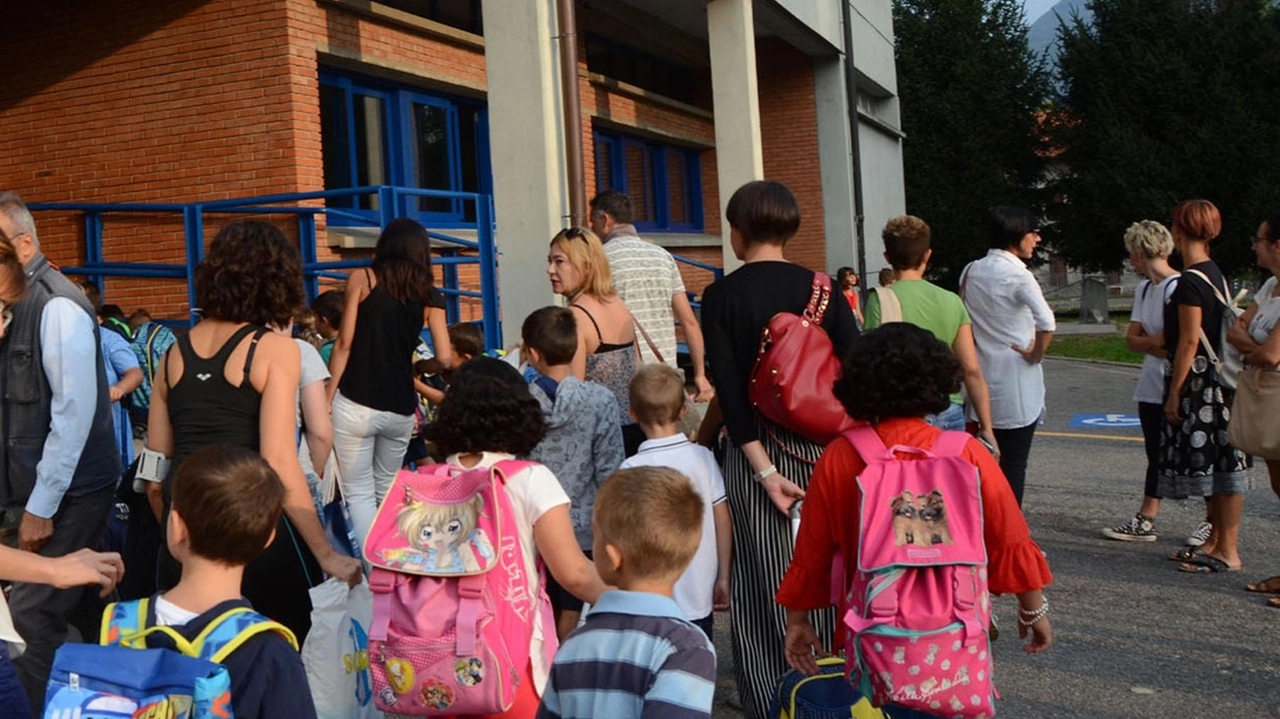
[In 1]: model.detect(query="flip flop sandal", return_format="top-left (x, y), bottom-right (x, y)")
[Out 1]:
top-left (1244, 575), bottom-right (1280, 594)
top-left (1178, 554), bottom-right (1242, 573)
top-left (1268, 596), bottom-right (1280, 609)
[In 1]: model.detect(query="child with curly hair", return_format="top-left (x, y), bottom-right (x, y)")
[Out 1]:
top-left (423, 358), bottom-right (607, 718)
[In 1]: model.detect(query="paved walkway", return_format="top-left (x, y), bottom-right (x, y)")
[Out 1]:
top-left (711, 358), bottom-right (1280, 718)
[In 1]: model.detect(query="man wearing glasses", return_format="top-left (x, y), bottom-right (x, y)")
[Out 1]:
top-left (0, 192), bottom-right (120, 713)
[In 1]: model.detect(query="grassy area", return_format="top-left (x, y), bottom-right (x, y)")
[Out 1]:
top-left (1046, 334), bottom-right (1140, 364)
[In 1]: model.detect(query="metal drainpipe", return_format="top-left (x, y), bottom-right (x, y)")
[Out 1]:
top-left (556, 0), bottom-right (588, 228)
top-left (840, 0), bottom-right (867, 292)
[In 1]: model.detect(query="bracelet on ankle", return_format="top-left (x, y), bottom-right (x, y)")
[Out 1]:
top-left (1016, 598), bottom-right (1049, 627)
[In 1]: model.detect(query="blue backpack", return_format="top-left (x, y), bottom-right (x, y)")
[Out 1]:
top-left (43, 598), bottom-right (296, 719)
top-left (128, 322), bottom-right (178, 428)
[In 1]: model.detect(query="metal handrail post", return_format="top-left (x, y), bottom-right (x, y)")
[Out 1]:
top-left (298, 213), bottom-right (320, 302)
top-left (84, 210), bottom-right (104, 292)
top-left (475, 199), bottom-right (499, 350)
top-left (183, 205), bottom-right (205, 324)
top-left (377, 186), bottom-right (396, 229)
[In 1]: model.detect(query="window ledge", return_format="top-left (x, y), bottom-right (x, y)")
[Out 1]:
top-left (326, 226), bottom-right (479, 250)
top-left (319, 0), bottom-right (484, 50)
top-left (585, 72), bottom-right (714, 121)
top-left (639, 232), bottom-right (722, 249)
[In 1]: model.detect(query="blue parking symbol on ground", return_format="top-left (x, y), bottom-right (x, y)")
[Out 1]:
top-left (1069, 413), bottom-right (1141, 429)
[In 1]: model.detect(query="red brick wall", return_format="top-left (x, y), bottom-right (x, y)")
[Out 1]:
top-left (757, 39), bottom-right (825, 273)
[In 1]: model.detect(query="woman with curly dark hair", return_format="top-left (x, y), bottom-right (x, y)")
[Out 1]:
top-left (144, 220), bottom-right (362, 641)
top-left (423, 357), bottom-right (604, 716)
top-left (328, 218), bottom-right (452, 552)
top-left (778, 324), bottom-right (1053, 716)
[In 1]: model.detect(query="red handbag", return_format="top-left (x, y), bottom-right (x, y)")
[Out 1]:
top-left (749, 272), bottom-right (856, 445)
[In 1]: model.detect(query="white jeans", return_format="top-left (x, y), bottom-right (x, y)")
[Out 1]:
top-left (331, 391), bottom-right (415, 554)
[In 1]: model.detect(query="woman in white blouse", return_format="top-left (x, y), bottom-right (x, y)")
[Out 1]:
top-left (960, 206), bottom-right (1056, 506)
top-left (1228, 215), bottom-right (1280, 602)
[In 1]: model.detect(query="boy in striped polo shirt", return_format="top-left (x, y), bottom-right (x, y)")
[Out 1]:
top-left (536, 467), bottom-right (717, 719)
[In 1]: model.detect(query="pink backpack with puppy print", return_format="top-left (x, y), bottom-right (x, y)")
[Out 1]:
top-left (842, 427), bottom-right (996, 717)
top-left (363, 460), bottom-right (557, 716)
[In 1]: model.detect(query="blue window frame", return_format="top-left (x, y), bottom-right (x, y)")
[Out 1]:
top-left (594, 130), bottom-right (703, 232)
top-left (319, 70), bottom-right (491, 227)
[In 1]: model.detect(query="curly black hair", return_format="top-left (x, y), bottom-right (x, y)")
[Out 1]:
top-left (424, 357), bottom-right (547, 457)
top-left (195, 220), bottom-right (303, 327)
top-left (833, 323), bottom-right (961, 422)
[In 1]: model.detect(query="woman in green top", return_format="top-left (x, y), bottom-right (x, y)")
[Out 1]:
top-left (865, 215), bottom-right (1000, 456)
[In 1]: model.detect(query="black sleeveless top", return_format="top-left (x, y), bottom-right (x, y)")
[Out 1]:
top-left (164, 324), bottom-right (267, 497)
top-left (339, 269), bottom-right (442, 415)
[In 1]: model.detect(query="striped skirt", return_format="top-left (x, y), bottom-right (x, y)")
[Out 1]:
top-left (724, 417), bottom-right (836, 719)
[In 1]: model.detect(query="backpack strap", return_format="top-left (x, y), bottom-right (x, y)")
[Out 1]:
top-left (491, 459), bottom-right (537, 483)
top-left (954, 567), bottom-right (984, 643)
top-left (455, 574), bottom-right (486, 657)
top-left (844, 426), bottom-right (889, 464)
top-left (143, 323), bottom-right (163, 383)
top-left (195, 607), bottom-right (298, 664)
top-left (1182, 270), bottom-right (1228, 367)
top-left (368, 569), bottom-right (400, 643)
top-left (100, 598), bottom-right (147, 646)
top-left (929, 431), bottom-right (972, 458)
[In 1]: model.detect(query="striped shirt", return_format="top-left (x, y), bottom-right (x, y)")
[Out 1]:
top-left (535, 590), bottom-right (716, 719)
top-left (603, 226), bottom-right (685, 368)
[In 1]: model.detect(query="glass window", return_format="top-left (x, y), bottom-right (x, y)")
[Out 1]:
top-left (595, 129), bottom-right (702, 232)
top-left (378, 0), bottom-right (483, 34)
top-left (319, 85), bottom-right (352, 206)
top-left (412, 103), bottom-right (452, 214)
top-left (583, 34), bottom-right (702, 106)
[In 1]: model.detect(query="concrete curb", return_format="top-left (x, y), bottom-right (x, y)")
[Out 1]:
top-left (1044, 355), bottom-right (1142, 369)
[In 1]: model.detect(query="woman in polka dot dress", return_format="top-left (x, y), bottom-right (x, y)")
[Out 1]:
top-left (776, 323), bottom-right (1053, 718)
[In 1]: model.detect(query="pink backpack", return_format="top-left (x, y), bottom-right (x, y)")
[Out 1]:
top-left (363, 460), bottom-right (557, 716)
top-left (841, 427), bottom-right (996, 718)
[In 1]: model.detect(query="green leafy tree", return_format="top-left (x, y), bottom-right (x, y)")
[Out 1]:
top-left (1051, 0), bottom-right (1280, 275)
top-left (894, 0), bottom-right (1051, 286)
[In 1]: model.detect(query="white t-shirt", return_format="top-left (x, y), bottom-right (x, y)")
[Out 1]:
top-left (1130, 275), bottom-right (1179, 403)
top-left (154, 595), bottom-right (201, 627)
top-left (296, 339), bottom-right (331, 474)
top-left (0, 594), bottom-right (24, 658)
top-left (446, 452), bottom-right (569, 695)
top-left (1248, 276), bottom-right (1280, 371)
top-left (619, 435), bottom-right (727, 621)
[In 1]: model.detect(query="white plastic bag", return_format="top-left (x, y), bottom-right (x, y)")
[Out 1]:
top-left (302, 577), bottom-right (379, 719)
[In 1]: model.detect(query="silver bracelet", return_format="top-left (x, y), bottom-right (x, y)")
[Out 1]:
top-left (753, 465), bottom-right (778, 483)
top-left (1016, 598), bottom-right (1049, 627)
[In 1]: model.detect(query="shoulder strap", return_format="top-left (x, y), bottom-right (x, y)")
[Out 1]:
top-left (241, 327), bottom-right (269, 380)
top-left (929, 430), bottom-right (972, 457)
top-left (571, 303), bottom-right (604, 343)
top-left (844, 426), bottom-right (889, 464)
top-left (871, 286), bottom-right (903, 324)
top-left (807, 272), bottom-right (833, 324)
top-left (100, 599), bottom-right (147, 645)
top-left (196, 607), bottom-right (298, 663)
top-left (142, 324), bottom-right (161, 382)
top-left (1181, 269), bottom-right (1229, 365)
top-left (630, 313), bottom-right (665, 364)
top-left (1184, 269), bottom-right (1232, 308)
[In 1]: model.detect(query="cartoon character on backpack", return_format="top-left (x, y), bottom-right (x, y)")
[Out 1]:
top-left (381, 490), bottom-right (495, 573)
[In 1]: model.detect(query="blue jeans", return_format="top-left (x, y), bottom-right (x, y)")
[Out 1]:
top-left (0, 645), bottom-right (33, 719)
top-left (924, 402), bottom-right (966, 432)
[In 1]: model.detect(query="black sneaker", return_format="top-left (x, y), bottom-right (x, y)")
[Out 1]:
top-left (1101, 514), bottom-right (1158, 542)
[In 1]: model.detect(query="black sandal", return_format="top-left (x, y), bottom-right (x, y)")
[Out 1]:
top-left (1169, 546), bottom-right (1199, 562)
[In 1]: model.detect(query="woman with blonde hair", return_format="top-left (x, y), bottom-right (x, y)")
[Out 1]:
top-left (546, 227), bottom-right (643, 453)
top-left (1101, 220), bottom-right (1181, 542)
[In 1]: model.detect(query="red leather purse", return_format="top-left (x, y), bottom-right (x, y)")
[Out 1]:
top-left (748, 272), bottom-right (856, 445)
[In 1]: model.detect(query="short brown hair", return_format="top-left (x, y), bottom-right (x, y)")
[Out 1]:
top-left (629, 363), bottom-right (685, 425)
top-left (590, 190), bottom-right (633, 225)
top-left (594, 467), bottom-right (703, 581)
top-left (195, 220), bottom-right (304, 327)
top-left (171, 444), bottom-right (284, 566)
top-left (448, 322), bottom-right (485, 359)
top-left (1171, 199), bottom-right (1222, 242)
top-left (522, 306), bottom-right (578, 366)
top-left (725, 180), bottom-right (801, 245)
top-left (882, 215), bottom-right (932, 270)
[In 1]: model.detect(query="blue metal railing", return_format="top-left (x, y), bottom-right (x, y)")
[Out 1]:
top-left (29, 185), bottom-right (502, 351)
top-left (668, 251), bottom-right (724, 358)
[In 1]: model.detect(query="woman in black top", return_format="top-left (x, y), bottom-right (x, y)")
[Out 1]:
top-left (145, 220), bottom-right (363, 640)
top-left (327, 218), bottom-right (451, 555)
top-left (1161, 200), bottom-right (1247, 574)
top-left (699, 180), bottom-right (858, 719)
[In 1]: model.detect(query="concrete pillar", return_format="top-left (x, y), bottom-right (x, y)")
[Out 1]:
top-left (707, 0), bottom-right (764, 273)
top-left (814, 55), bottom-right (859, 275)
top-left (482, 0), bottom-right (566, 346)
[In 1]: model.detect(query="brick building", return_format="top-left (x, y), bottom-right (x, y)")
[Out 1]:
top-left (1, 0), bottom-right (905, 342)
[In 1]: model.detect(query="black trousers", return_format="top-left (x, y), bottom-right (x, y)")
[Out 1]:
top-left (993, 422), bottom-right (1038, 506)
top-left (1138, 401), bottom-right (1165, 499)
top-left (10, 484), bottom-right (114, 713)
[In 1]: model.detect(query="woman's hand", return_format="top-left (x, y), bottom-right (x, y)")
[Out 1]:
top-left (1019, 616), bottom-right (1053, 654)
top-left (976, 427), bottom-right (1001, 460)
top-left (1012, 342), bottom-right (1044, 364)
top-left (784, 617), bottom-right (822, 675)
top-left (1164, 394), bottom-right (1182, 425)
top-left (762, 473), bottom-right (805, 515)
top-left (321, 551), bottom-right (364, 587)
top-left (50, 549), bottom-right (125, 597)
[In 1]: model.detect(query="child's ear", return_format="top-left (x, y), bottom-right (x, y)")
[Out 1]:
top-left (526, 346), bottom-right (543, 366)
top-left (604, 542), bottom-right (624, 574)
top-left (168, 509), bottom-right (189, 547)
top-left (627, 407), bottom-right (639, 424)
top-left (678, 402), bottom-right (690, 421)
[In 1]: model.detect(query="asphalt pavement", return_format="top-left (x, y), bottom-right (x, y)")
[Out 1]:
top-left (710, 358), bottom-right (1280, 719)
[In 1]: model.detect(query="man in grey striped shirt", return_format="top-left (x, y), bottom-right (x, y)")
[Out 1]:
top-left (590, 191), bottom-right (714, 401)
top-left (536, 467), bottom-right (716, 719)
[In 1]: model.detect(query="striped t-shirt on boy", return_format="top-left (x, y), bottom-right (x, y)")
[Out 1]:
top-left (535, 590), bottom-right (716, 719)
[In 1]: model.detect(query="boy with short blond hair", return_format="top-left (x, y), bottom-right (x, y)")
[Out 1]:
top-left (536, 467), bottom-right (716, 719)
top-left (621, 364), bottom-right (732, 638)
top-left (125, 445), bottom-right (316, 719)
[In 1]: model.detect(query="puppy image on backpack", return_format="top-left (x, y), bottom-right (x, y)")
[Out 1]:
top-left (842, 427), bottom-right (996, 718)
top-left (363, 460), bottom-right (557, 717)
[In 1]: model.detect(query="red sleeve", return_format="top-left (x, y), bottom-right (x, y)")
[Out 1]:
top-left (776, 441), bottom-right (863, 611)
top-left (963, 441), bottom-right (1053, 595)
